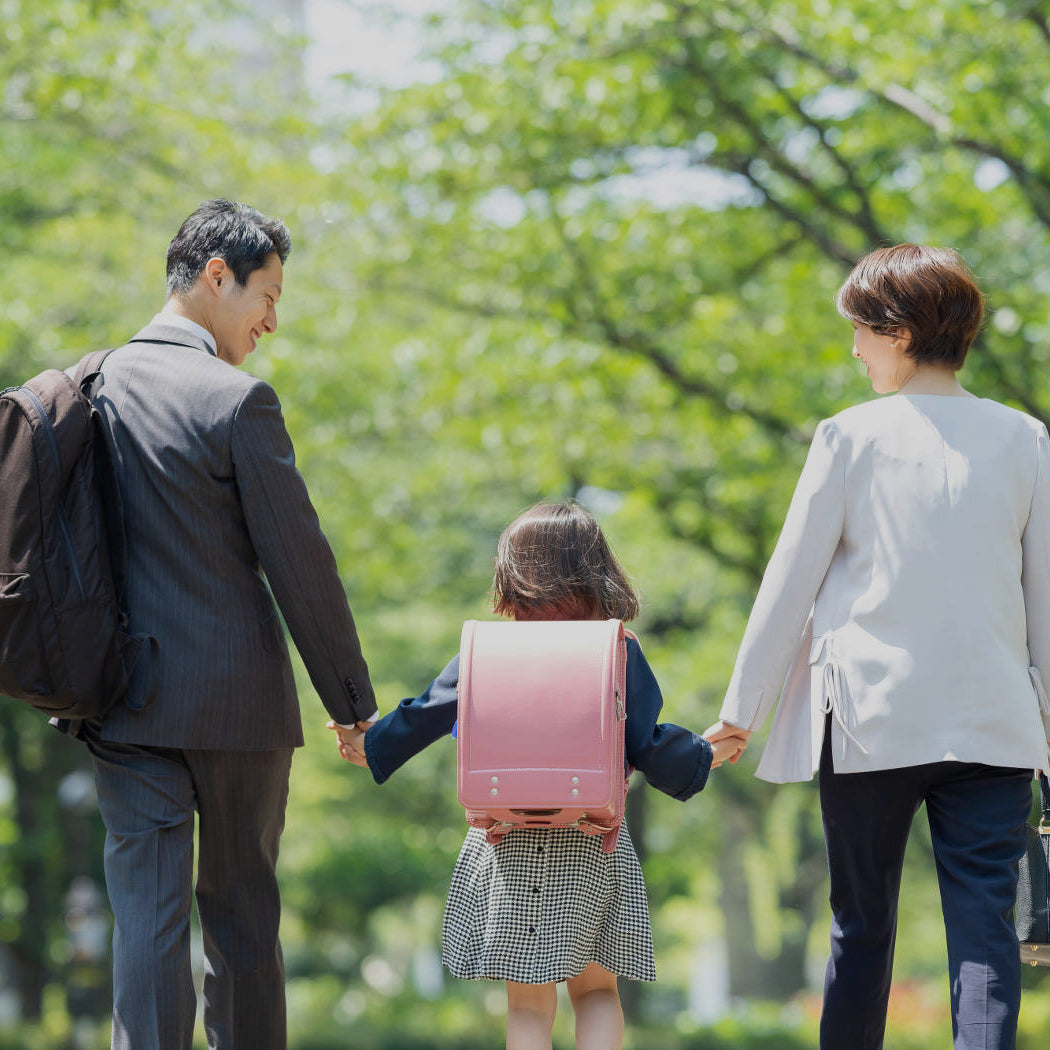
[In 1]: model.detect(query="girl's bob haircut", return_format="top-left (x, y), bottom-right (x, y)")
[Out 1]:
top-left (493, 501), bottom-right (640, 622)
top-left (837, 243), bottom-right (985, 371)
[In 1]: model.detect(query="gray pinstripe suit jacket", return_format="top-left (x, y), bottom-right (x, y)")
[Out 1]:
top-left (90, 322), bottom-right (376, 750)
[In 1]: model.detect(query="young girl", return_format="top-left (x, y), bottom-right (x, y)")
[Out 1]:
top-left (332, 502), bottom-right (742, 1050)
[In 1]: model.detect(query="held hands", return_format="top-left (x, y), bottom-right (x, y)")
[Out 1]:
top-left (326, 720), bottom-right (371, 768)
top-left (327, 717), bottom-right (752, 774)
top-left (702, 720), bottom-right (753, 770)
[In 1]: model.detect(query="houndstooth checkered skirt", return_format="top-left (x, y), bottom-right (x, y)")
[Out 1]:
top-left (441, 822), bottom-right (656, 984)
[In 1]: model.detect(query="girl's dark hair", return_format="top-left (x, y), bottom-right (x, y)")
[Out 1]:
top-left (166, 198), bottom-right (291, 297)
top-left (493, 502), bottom-right (640, 622)
top-left (836, 243), bottom-right (984, 370)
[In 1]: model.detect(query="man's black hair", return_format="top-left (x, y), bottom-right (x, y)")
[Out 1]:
top-left (166, 199), bottom-right (291, 296)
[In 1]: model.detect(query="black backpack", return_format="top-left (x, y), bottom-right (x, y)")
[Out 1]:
top-left (0, 350), bottom-right (154, 721)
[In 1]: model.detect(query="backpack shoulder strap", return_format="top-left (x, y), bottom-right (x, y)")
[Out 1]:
top-left (73, 348), bottom-right (117, 390)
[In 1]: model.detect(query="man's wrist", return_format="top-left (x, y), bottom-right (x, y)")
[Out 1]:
top-left (337, 712), bottom-right (378, 730)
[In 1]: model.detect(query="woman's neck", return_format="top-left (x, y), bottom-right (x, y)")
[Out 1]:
top-left (896, 365), bottom-right (972, 397)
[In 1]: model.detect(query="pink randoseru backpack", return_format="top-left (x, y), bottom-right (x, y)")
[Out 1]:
top-left (457, 618), bottom-right (629, 853)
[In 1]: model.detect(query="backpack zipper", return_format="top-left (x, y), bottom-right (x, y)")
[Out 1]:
top-left (19, 386), bottom-right (87, 600)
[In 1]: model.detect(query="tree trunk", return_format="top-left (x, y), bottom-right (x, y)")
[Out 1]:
top-left (718, 794), bottom-right (817, 1000)
top-left (0, 708), bottom-right (50, 1020)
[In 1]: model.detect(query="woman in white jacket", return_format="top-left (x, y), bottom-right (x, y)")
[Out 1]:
top-left (706, 244), bottom-right (1050, 1050)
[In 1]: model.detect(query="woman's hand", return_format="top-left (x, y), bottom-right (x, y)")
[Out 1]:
top-left (703, 720), bottom-right (753, 768)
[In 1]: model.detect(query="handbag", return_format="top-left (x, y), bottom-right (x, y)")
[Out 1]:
top-left (1017, 772), bottom-right (1050, 966)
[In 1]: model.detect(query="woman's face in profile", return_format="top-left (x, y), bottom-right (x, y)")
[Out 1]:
top-left (850, 323), bottom-right (912, 394)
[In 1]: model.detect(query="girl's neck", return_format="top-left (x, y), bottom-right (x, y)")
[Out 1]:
top-left (896, 365), bottom-right (972, 397)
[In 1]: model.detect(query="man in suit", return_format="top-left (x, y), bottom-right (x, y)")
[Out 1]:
top-left (81, 199), bottom-right (377, 1050)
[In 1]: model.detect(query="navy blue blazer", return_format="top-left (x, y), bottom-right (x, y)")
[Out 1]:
top-left (364, 636), bottom-right (713, 801)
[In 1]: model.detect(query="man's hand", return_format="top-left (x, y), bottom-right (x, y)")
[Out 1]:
top-left (326, 721), bottom-right (369, 768)
top-left (702, 720), bottom-right (753, 768)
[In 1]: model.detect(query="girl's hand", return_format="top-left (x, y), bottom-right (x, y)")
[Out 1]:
top-left (326, 721), bottom-right (369, 767)
top-left (709, 735), bottom-right (746, 768)
top-left (702, 720), bottom-right (753, 768)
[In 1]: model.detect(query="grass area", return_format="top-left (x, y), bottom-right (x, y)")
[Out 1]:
top-left (3, 972), bottom-right (1048, 1049)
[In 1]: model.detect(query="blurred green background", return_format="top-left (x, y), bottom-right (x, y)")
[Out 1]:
top-left (2, 0), bottom-right (1050, 1046)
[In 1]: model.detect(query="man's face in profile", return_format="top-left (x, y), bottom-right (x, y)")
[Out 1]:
top-left (212, 252), bottom-right (283, 366)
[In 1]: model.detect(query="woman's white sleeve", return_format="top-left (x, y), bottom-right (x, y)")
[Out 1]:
top-left (720, 419), bottom-right (846, 731)
top-left (1022, 423), bottom-right (1050, 737)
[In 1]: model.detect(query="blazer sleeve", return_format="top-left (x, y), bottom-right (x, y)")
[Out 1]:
top-left (364, 655), bottom-right (459, 784)
top-left (720, 418), bottom-right (846, 732)
top-left (230, 380), bottom-right (377, 724)
top-left (624, 639), bottom-right (713, 800)
top-left (1022, 423), bottom-right (1050, 738)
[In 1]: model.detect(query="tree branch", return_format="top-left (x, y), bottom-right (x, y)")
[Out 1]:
top-left (697, 150), bottom-right (859, 267)
top-left (678, 38), bottom-right (876, 245)
top-left (970, 330), bottom-right (1049, 423)
top-left (755, 17), bottom-right (1050, 230)
top-left (1026, 10), bottom-right (1050, 46)
top-left (363, 267), bottom-right (809, 443)
top-left (760, 73), bottom-right (889, 246)
top-left (550, 215), bottom-right (809, 441)
top-left (652, 487), bottom-right (769, 584)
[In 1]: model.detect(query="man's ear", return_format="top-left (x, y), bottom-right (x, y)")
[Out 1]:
top-left (202, 257), bottom-right (229, 296)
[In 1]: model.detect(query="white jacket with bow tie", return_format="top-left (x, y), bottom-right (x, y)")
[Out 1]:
top-left (721, 393), bottom-right (1050, 782)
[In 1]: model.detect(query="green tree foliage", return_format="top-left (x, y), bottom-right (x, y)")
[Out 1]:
top-left (3, 0), bottom-right (1050, 1044)
top-left (0, 0), bottom-right (328, 1031)
top-left (316, 0), bottom-right (1050, 1007)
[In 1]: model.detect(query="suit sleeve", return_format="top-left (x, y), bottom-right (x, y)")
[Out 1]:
top-left (1022, 423), bottom-right (1050, 739)
top-left (230, 380), bottom-right (377, 724)
top-left (624, 640), bottom-right (712, 800)
top-left (364, 656), bottom-right (459, 784)
top-left (720, 418), bottom-right (846, 732)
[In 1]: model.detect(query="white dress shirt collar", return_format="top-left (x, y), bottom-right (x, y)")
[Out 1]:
top-left (151, 311), bottom-right (218, 356)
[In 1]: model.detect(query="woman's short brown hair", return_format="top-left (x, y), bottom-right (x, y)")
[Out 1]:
top-left (837, 244), bottom-right (984, 370)
top-left (493, 502), bottom-right (640, 622)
